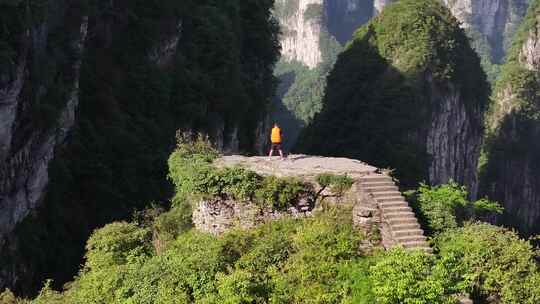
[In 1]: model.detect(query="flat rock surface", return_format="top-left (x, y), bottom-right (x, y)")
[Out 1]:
top-left (216, 154), bottom-right (378, 178)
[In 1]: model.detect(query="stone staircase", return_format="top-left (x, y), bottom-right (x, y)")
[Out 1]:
top-left (358, 174), bottom-right (431, 252)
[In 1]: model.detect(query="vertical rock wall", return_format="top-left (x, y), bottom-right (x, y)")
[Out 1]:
top-left (426, 81), bottom-right (485, 197)
top-left (0, 5), bottom-right (88, 242)
top-left (276, 0), bottom-right (324, 68)
top-left (481, 2), bottom-right (540, 235)
top-left (441, 0), bottom-right (529, 62)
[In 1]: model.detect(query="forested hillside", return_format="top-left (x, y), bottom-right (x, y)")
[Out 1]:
top-left (0, 0), bottom-right (279, 295)
top-left (297, 0), bottom-right (489, 191)
top-left (480, 0), bottom-right (540, 236)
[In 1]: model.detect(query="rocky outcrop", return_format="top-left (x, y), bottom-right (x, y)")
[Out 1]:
top-left (198, 155), bottom-right (431, 251)
top-left (480, 1), bottom-right (540, 236)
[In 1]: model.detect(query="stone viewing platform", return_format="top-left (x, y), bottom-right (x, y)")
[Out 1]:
top-left (195, 154), bottom-right (431, 252)
top-left (215, 154), bottom-right (378, 178)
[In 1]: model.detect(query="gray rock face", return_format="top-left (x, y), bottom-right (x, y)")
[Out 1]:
top-left (520, 13), bottom-right (540, 70)
top-left (324, 0), bottom-right (376, 44)
top-left (276, 0), bottom-right (324, 68)
top-left (373, 0), bottom-right (393, 15)
top-left (441, 0), bottom-right (529, 61)
top-left (276, 0), bottom-right (529, 67)
top-left (0, 16), bottom-right (88, 242)
top-left (275, 0), bottom-right (375, 67)
top-left (426, 80), bottom-right (484, 197)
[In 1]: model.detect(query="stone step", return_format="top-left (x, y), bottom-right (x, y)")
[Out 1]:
top-left (384, 211), bottom-right (416, 219)
top-left (389, 218), bottom-right (419, 225)
top-left (358, 175), bottom-right (393, 183)
top-left (371, 191), bottom-right (402, 198)
top-left (364, 186), bottom-right (399, 193)
top-left (381, 206), bottom-right (412, 213)
top-left (396, 235), bottom-right (427, 243)
top-left (379, 201), bottom-right (409, 208)
top-left (393, 229), bottom-right (425, 238)
top-left (374, 195), bottom-right (405, 202)
top-left (375, 196), bottom-right (405, 203)
top-left (360, 181), bottom-right (395, 188)
top-left (392, 223), bottom-right (421, 230)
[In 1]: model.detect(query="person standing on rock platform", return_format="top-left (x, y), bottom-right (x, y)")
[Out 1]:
top-left (268, 123), bottom-right (284, 159)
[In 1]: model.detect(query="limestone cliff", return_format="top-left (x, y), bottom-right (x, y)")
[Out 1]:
top-left (296, 0), bottom-right (489, 195)
top-left (275, 0), bottom-right (529, 70)
top-left (272, 0), bottom-right (530, 153)
top-left (0, 3), bottom-right (88, 242)
top-left (480, 1), bottom-right (540, 235)
top-left (441, 0), bottom-right (529, 63)
top-left (275, 0), bottom-right (324, 68)
top-left (274, 0), bottom-right (376, 68)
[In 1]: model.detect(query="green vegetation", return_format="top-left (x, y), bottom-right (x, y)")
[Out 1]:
top-left (6, 163), bottom-right (540, 303)
top-left (316, 173), bottom-right (354, 197)
top-left (435, 223), bottom-right (540, 303)
top-left (15, 212), bottom-right (368, 304)
top-left (297, 0), bottom-right (488, 187)
top-left (406, 182), bottom-right (502, 235)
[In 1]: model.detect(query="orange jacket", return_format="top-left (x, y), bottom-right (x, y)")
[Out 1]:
top-left (271, 127), bottom-right (282, 143)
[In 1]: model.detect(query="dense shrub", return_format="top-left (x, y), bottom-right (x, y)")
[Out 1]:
top-left (407, 182), bottom-right (502, 235)
top-left (316, 173), bottom-right (354, 197)
top-left (435, 223), bottom-right (540, 303)
top-left (370, 249), bottom-right (453, 304)
top-left (30, 210), bottom-right (372, 303)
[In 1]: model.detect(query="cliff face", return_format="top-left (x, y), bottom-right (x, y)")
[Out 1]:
top-left (0, 2), bottom-right (87, 242)
top-left (274, 0), bottom-right (376, 68)
top-left (275, 0), bottom-right (529, 69)
top-left (276, 0), bottom-right (324, 68)
top-left (481, 1), bottom-right (540, 235)
top-left (0, 0), bottom-right (279, 295)
top-left (296, 0), bottom-right (489, 192)
top-left (426, 80), bottom-right (485, 196)
top-left (272, 0), bottom-right (529, 153)
top-left (442, 0), bottom-right (529, 63)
